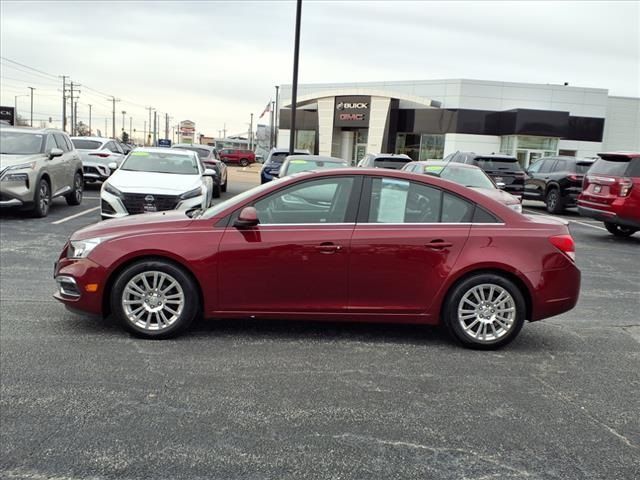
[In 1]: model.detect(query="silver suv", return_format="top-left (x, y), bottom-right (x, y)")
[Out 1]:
top-left (0, 127), bottom-right (84, 217)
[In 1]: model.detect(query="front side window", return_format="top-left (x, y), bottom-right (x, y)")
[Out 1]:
top-left (554, 159), bottom-right (568, 172)
top-left (254, 177), bottom-right (354, 224)
top-left (45, 134), bottom-right (57, 152)
top-left (527, 160), bottom-right (543, 173)
top-left (53, 133), bottom-right (70, 152)
top-left (539, 159), bottom-right (556, 173)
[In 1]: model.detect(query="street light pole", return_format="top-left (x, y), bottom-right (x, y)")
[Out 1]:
top-left (249, 113), bottom-right (253, 150)
top-left (28, 87), bottom-right (35, 127)
top-left (129, 116), bottom-right (133, 142)
top-left (88, 104), bottom-right (92, 135)
top-left (121, 110), bottom-right (126, 135)
top-left (274, 85), bottom-right (280, 147)
top-left (288, 0), bottom-right (302, 154)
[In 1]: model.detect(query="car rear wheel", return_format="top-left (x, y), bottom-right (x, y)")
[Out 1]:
top-left (604, 222), bottom-right (638, 237)
top-left (444, 273), bottom-right (525, 349)
top-left (212, 184), bottom-right (221, 198)
top-left (65, 172), bottom-right (83, 206)
top-left (545, 188), bottom-right (564, 214)
top-left (239, 158), bottom-right (249, 167)
top-left (221, 179), bottom-right (227, 192)
top-left (111, 260), bottom-right (198, 339)
top-left (32, 178), bottom-right (51, 218)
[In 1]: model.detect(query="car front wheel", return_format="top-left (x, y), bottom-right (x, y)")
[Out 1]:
top-left (604, 222), bottom-right (638, 237)
top-left (111, 260), bottom-right (199, 339)
top-left (239, 158), bottom-right (249, 167)
top-left (444, 273), bottom-right (526, 349)
top-left (32, 177), bottom-right (51, 218)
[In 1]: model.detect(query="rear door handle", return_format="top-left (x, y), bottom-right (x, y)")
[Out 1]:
top-left (427, 239), bottom-right (453, 250)
top-left (315, 242), bottom-right (342, 254)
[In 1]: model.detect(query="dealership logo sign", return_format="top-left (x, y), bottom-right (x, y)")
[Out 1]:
top-left (339, 113), bottom-right (366, 121)
top-left (336, 102), bottom-right (368, 110)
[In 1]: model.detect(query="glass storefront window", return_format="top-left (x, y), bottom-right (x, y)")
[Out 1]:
top-left (515, 136), bottom-right (558, 151)
top-left (295, 130), bottom-right (316, 153)
top-left (396, 133), bottom-right (444, 161)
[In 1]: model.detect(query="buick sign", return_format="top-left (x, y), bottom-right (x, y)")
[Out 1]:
top-left (333, 96), bottom-right (371, 128)
top-left (336, 102), bottom-right (368, 110)
top-left (0, 106), bottom-right (15, 126)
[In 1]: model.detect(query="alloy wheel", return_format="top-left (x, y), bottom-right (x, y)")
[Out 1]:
top-left (457, 283), bottom-right (516, 342)
top-left (121, 271), bottom-right (185, 331)
top-left (39, 181), bottom-right (50, 215)
top-left (74, 174), bottom-right (83, 203)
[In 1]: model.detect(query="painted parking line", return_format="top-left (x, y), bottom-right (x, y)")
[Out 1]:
top-left (51, 206), bottom-right (100, 225)
top-left (524, 208), bottom-right (607, 231)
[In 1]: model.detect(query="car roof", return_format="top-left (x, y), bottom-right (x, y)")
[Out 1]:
top-left (132, 147), bottom-right (194, 156)
top-left (370, 153), bottom-right (411, 159)
top-left (598, 152), bottom-right (640, 159)
top-left (286, 155), bottom-right (346, 163)
top-left (271, 148), bottom-right (310, 154)
top-left (1, 126), bottom-right (67, 134)
top-left (173, 143), bottom-right (213, 150)
top-left (411, 161), bottom-right (480, 169)
top-left (70, 136), bottom-right (112, 142)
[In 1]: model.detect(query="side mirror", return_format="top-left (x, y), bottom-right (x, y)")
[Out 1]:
top-left (108, 162), bottom-right (118, 170)
top-left (203, 168), bottom-right (217, 177)
top-left (48, 148), bottom-right (63, 159)
top-left (233, 206), bottom-right (259, 228)
top-left (496, 181), bottom-right (506, 189)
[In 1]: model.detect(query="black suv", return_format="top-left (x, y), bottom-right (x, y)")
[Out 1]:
top-left (524, 156), bottom-right (595, 213)
top-left (445, 152), bottom-right (525, 198)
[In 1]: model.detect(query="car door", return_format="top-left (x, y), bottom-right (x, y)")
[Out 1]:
top-left (527, 158), bottom-right (556, 200)
top-left (50, 133), bottom-right (72, 195)
top-left (348, 176), bottom-right (471, 315)
top-left (217, 176), bottom-right (360, 313)
top-left (524, 158), bottom-right (544, 199)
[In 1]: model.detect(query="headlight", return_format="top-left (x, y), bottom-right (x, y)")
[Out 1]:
top-left (2, 172), bottom-right (29, 182)
top-left (508, 203), bottom-right (523, 213)
top-left (6, 161), bottom-right (37, 171)
top-left (67, 238), bottom-right (103, 259)
top-left (1, 162), bottom-right (36, 180)
top-left (179, 187), bottom-right (202, 200)
top-left (103, 182), bottom-right (124, 198)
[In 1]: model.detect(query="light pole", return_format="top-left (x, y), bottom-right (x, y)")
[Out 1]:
top-left (288, 0), bottom-right (302, 155)
top-left (14, 94), bottom-right (28, 124)
top-left (88, 104), bottom-right (92, 135)
top-left (129, 116), bottom-right (133, 143)
top-left (274, 85), bottom-right (279, 147)
top-left (28, 87), bottom-right (36, 127)
top-left (121, 110), bottom-right (126, 134)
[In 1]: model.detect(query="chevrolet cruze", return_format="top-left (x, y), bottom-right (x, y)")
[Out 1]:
top-left (55, 169), bottom-right (581, 349)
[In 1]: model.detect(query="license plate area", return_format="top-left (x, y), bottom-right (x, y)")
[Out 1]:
top-left (143, 203), bottom-right (157, 212)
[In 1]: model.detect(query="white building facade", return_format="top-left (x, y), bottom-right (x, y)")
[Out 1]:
top-left (276, 79), bottom-right (640, 167)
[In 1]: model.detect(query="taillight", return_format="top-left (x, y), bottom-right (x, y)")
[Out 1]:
top-left (89, 152), bottom-right (110, 158)
top-left (550, 235), bottom-right (576, 262)
top-left (582, 175), bottom-right (590, 190)
top-left (567, 174), bottom-right (581, 182)
top-left (619, 178), bottom-right (633, 197)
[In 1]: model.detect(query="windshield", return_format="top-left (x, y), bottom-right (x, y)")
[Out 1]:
top-left (476, 157), bottom-right (523, 172)
top-left (0, 131), bottom-right (45, 154)
top-left (200, 181), bottom-right (275, 219)
top-left (120, 151), bottom-right (199, 175)
top-left (284, 159), bottom-right (347, 175)
top-left (175, 147), bottom-right (210, 159)
top-left (374, 157), bottom-right (410, 169)
top-left (71, 139), bottom-right (102, 150)
top-left (440, 165), bottom-right (495, 189)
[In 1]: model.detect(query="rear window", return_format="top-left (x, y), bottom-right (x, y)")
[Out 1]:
top-left (71, 139), bottom-right (102, 150)
top-left (374, 157), bottom-right (411, 169)
top-left (575, 161), bottom-right (594, 174)
top-left (268, 152), bottom-right (289, 164)
top-left (589, 158), bottom-right (632, 176)
top-left (475, 157), bottom-right (523, 172)
top-left (174, 147), bottom-right (209, 159)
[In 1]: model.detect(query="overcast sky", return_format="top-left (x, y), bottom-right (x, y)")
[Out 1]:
top-left (1, 0), bottom-right (638, 138)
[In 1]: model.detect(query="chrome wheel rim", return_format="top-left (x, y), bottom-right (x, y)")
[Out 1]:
top-left (547, 191), bottom-right (557, 209)
top-left (74, 175), bottom-right (83, 202)
top-left (458, 284), bottom-right (516, 342)
top-left (122, 271), bottom-right (184, 331)
top-left (39, 181), bottom-right (50, 213)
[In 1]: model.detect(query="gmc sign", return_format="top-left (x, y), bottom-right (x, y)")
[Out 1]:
top-left (334, 96), bottom-right (370, 128)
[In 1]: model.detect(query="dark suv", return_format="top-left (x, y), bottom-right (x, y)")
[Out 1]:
top-left (578, 152), bottom-right (640, 237)
top-left (524, 156), bottom-right (595, 213)
top-left (446, 152), bottom-right (526, 198)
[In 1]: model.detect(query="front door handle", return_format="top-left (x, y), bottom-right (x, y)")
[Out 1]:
top-left (427, 239), bottom-right (453, 250)
top-left (315, 242), bottom-right (342, 254)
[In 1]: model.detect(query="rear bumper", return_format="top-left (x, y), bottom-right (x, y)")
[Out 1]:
top-left (528, 264), bottom-right (581, 322)
top-left (577, 205), bottom-right (640, 229)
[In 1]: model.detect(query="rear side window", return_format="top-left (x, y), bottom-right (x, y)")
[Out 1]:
top-left (442, 192), bottom-right (474, 223)
top-left (589, 158), bottom-right (631, 176)
top-left (554, 159), bottom-right (568, 172)
top-left (539, 159), bottom-right (556, 173)
top-left (472, 207), bottom-right (500, 223)
top-left (626, 159), bottom-right (640, 177)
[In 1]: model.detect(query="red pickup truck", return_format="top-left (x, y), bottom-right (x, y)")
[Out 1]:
top-left (219, 148), bottom-right (256, 167)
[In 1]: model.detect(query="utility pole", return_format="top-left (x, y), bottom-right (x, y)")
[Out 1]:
top-left (88, 104), bottom-right (92, 135)
top-left (274, 85), bottom-right (280, 147)
top-left (146, 106), bottom-right (154, 146)
top-left (104, 118), bottom-right (107, 136)
top-left (111, 97), bottom-right (120, 139)
top-left (28, 87), bottom-right (35, 127)
top-left (74, 102), bottom-right (78, 134)
top-left (143, 121), bottom-right (146, 145)
top-left (289, 0), bottom-right (302, 155)
top-left (269, 100), bottom-right (275, 150)
top-left (153, 110), bottom-right (157, 146)
top-left (121, 110), bottom-right (126, 135)
top-left (61, 76), bottom-right (68, 132)
top-left (223, 123), bottom-right (226, 139)
top-left (165, 113), bottom-right (169, 140)
top-left (69, 82), bottom-right (74, 133)
top-left (129, 116), bottom-right (133, 142)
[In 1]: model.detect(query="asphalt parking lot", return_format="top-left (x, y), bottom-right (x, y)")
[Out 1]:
top-left (1, 169), bottom-right (639, 480)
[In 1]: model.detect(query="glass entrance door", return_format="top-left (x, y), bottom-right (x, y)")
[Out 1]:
top-left (516, 149), bottom-right (555, 168)
top-left (354, 144), bottom-right (367, 164)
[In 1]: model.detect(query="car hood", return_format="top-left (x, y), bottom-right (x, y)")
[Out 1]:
top-left (108, 170), bottom-right (202, 194)
top-left (0, 153), bottom-right (44, 170)
top-left (469, 187), bottom-right (520, 205)
top-left (71, 210), bottom-right (194, 241)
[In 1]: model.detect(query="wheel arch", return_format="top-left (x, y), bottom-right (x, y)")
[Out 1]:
top-left (101, 254), bottom-right (204, 318)
top-left (544, 182), bottom-right (560, 197)
top-left (438, 267), bottom-right (533, 323)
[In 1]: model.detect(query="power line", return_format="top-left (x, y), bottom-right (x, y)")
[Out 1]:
top-left (0, 61), bottom-right (62, 83)
top-left (0, 56), bottom-right (59, 79)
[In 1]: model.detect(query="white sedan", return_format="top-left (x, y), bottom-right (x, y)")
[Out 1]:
top-left (100, 147), bottom-right (216, 220)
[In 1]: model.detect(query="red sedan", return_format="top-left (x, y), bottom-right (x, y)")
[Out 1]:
top-left (54, 169), bottom-right (580, 349)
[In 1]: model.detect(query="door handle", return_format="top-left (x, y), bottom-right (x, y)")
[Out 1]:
top-left (426, 239), bottom-right (453, 250)
top-left (315, 242), bottom-right (342, 254)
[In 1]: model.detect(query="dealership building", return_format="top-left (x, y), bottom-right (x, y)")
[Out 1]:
top-left (276, 79), bottom-right (640, 167)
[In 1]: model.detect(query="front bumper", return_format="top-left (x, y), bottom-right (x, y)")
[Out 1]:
top-left (101, 190), bottom-right (207, 219)
top-left (54, 256), bottom-right (106, 316)
top-left (0, 171), bottom-right (36, 208)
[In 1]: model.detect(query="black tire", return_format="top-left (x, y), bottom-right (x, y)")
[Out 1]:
top-left (443, 273), bottom-right (526, 350)
top-left (110, 260), bottom-right (199, 339)
top-left (221, 180), bottom-right (227, 193)
top-left (239, 158), bottom-right (249, 167)
top-left (212, 184), bottom-right (221, 198)
top-left (32, 177), bottom-right (51, 218)
top-left (604, 222), bottom-right (638, 237)
top-left (545, 188), bottom-right (564, 214)
top-left (65, 172), bottom-right (83, 206)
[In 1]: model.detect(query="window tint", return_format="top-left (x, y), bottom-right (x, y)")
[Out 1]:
top-left (442, 193), bottom-right (474, 223)
top-left (575, 161), bottom-right (594, 174)
top-left (53, 133), bottom-right (70, 152)
top-left (539, 159), bottom-right (556, 173)
top-left (368, 178), bottom-right (441, 223)
top-left (472, 206), bottom-right (500, 223)
top-left (589, 158), bottom-right (632, 176)
top-left (554, 159), bottom-right (568, 172)
top-left (626, 159), bottom-right (640, 177)
top-left (527, 160), bottom-right (543, 173)
top-left (72, 139), bottom-right (102, 150)
top-left (253, 177), bottom-right (354, 224)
